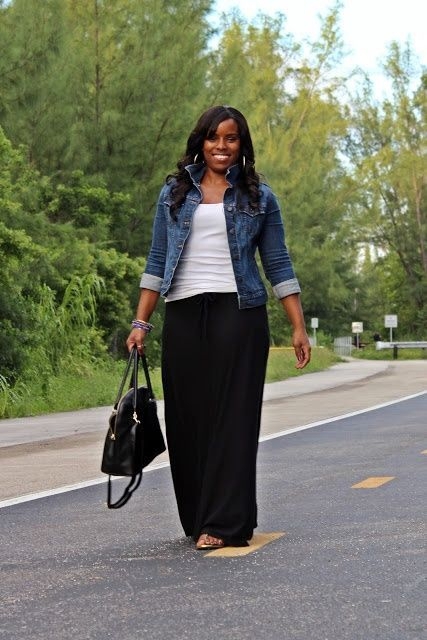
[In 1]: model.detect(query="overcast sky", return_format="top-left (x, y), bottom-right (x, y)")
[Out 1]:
top-left (212, 0), bottom-right (426, 94)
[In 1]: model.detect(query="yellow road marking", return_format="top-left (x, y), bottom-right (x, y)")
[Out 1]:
top-left (352, 476), bottom-right (395, 489)
top-left (204, 532), bottom-right (285, 557)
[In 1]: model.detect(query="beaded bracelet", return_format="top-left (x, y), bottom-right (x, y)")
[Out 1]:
top-left (131, 319), bottom-right (154, 332)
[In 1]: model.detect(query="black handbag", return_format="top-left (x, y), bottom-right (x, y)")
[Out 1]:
top-left (101, 347), bottom-right (166, 508)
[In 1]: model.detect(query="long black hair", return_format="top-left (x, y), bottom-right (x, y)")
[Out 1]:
top-left (167, 105), bottom-right (260, 215)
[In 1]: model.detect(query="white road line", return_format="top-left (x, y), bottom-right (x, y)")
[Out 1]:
top-left (1, 391), bottom-right (425, 510)
top-left (0, 461), bottom-right (170, 510)
top-left (260, 390), bottom-right (427, 441)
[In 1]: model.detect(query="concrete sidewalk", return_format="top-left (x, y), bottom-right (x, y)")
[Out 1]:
top-left (262, 358), bottom-right (390, 401)
top-left (0, 359), bottom-right (391, 448)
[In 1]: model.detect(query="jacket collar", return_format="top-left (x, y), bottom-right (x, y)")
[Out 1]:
top-left (185, 162), bottom-right (241, 186)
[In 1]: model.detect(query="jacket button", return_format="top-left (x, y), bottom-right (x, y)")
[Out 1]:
top-left (227, 205), bottom-right (233, 212)
top-left (229, 228), bottom-right (235, 234)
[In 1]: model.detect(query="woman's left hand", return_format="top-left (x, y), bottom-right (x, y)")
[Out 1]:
top-left (292, 328), bottom-right (311, 369)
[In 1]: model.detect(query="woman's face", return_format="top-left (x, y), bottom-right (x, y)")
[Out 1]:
top-left (202, 118), bottom-right (241, 174)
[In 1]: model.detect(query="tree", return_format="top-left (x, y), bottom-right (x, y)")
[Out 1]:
top-left (0, 0), bottom-right (214, 255)
top-left (0, 125), bottom-right (149, 383)
top-left (348, 43), bottom-right (427, 335)
top-left (0, 0), bottom-right (73, 170)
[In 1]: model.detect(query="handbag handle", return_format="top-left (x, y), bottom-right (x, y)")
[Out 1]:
top-left (140, 351), bottom-right (155, 400)
top-left (113, 348), bottom-right (155, 410)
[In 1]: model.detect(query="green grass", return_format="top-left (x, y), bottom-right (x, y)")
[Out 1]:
top-left (351, 345), bottom-right (427, 360)
top-left (265, 346), bottom-right (341, 382)
top-left (6, 360), bottom-right (127, 418)
top-left (4, 347), bottom-right (341, 419)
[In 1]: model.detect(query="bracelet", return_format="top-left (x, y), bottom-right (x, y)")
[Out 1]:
top-left (131, 319), bottom-right (154, 332)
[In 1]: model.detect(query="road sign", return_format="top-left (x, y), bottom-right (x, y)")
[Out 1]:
top-left (311, 317), bottom-right (319, 329)
top-left (384, 315), bottom-right (398, 328)
top-left (352, 322), bottom-right (363, 334)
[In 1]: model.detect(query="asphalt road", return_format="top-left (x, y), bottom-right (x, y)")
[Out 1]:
top-left (0, 359), bottom-right (426, 639)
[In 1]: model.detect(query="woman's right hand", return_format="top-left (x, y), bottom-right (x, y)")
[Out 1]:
top-left (126, 328), bottom-right (147, 354)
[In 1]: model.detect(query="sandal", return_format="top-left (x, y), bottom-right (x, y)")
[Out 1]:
top-left (195, 533), bottom-right (225, 550)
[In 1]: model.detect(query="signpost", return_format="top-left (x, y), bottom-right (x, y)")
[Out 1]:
top-left (351, 321), bottom-right (363, 349)
top-left (384, 315), bottom-right (398, 342)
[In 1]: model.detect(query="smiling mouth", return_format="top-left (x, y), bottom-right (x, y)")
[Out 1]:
top-left (212, 154), bottom-right (230, 160)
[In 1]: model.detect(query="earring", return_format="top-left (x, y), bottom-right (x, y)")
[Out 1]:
top-left (242, 155), bottom-right (246, 169)
top-left (194, 153), bottom-right (199, 163)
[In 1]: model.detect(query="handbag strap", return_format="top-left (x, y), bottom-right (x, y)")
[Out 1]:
top-left (114, 348), bottom-right (156, 410)
top-left (132, 347), bottom-right (139, 411)
top-left (113, 349), bottom-right (135, 407)
top-left (140, 352), bottom-right (155, 400)
top-left (131, 349), bottom-right (155, 410)
top-left (107, 473), bottom-right (142, 509)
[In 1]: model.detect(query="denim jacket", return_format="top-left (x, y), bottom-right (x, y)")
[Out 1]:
top-left (140, 163), bottom-right (300, 309)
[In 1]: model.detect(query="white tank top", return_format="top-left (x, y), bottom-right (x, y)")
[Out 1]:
top-left (166, 203), bottom-right (237, 302)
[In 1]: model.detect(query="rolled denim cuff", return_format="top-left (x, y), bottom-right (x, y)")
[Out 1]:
top-left (140, 272), bottom-right (163, 292)
top-left (272, 278), bottom-right (301, 299)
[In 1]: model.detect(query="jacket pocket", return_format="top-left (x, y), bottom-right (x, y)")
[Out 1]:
top-left (237, 205), bottom-right (265, 238)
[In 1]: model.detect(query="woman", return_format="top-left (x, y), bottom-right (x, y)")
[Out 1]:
top-left (127, 105), bottom-right (311, 550)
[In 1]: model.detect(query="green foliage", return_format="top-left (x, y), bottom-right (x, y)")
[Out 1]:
top-left (348, 43), bottom-right (427, 337)
top-left (0, 0), bottom-right (213, 255)
top-left (0, 126), bottom-right (143, 380)
top-left (0, 374), bottom-right (27, 418)
top-left (12, 274), bottom-right (107, 403)
top-left (0, 221), bottom-right (43, 379)
top-left (4, 358), bottom-right (128, 418)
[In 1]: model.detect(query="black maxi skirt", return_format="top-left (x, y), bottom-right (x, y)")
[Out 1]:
top-left (161, 292), bottom-right (270, 545)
